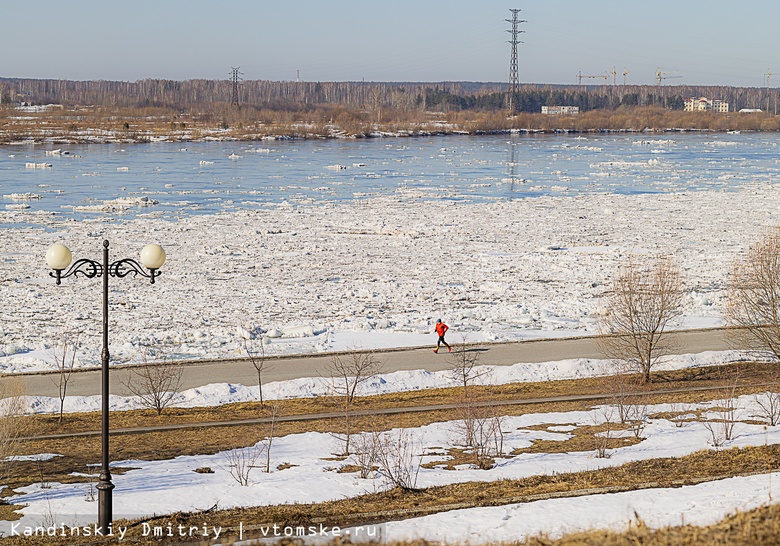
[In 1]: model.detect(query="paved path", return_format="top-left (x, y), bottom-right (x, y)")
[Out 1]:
top-left (24, 381), bottom-right (746, 442)
top-left (4, 328), bottom-right (733, 398)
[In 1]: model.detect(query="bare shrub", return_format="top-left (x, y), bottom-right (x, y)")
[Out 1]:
top-left (754, 390), bottom-right (780, 426)
top-left (598, 256), bottom-right (684, 383)
top-left (351, 430), bottom-right (380, 479)
top-left (48, 330), bottom-right (81, 424)
top-left (224, 445), bottom-right (264, 486)
top-left (326, 351), bottom-right (382, 455)
top-left (625, 400), bottom-right (649, 439)
top-left (453, 403), bottom-right (505, 470)
top-left (704, 370), bottom-right (741, 448)
top-left (123, 352), bottom-right (183, 415)
top-left (470, 412), bottom-right (505, 470)
top-left (669, 401), bottom-right (693, 427)
top-left (726, 227), bottom-right (780, 360)
top-left (592, 405), bottom-right (615, 459)
top-left (374, 428), bottom-right (421, 491)
top-left (604, 359), bottom-right (643, 424)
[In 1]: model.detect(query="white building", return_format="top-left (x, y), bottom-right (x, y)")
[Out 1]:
top-left (684, 97), bottom-right (729, 112)
top-left (541, 106), bottom-right (579, 115)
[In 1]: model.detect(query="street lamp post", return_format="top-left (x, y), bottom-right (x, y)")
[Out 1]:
top-left (45, 239), bottom-right (165, 533)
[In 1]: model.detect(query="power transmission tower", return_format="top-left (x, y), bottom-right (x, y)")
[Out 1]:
top-left (506, 9), bottom-right (526, 112)
top-left (230, 66), bottom-right (243, 107)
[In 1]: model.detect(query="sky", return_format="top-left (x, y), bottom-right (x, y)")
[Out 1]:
top-left (2, 1), bottom-right (779, 87)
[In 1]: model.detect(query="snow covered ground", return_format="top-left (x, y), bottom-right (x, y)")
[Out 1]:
top-left (4, 184), bottom-right (780, 373)
top-left (3, 349), bottom-right (778, 543)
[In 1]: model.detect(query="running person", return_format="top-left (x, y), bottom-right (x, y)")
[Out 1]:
top-left (433, 319), bottom-right (451, 353)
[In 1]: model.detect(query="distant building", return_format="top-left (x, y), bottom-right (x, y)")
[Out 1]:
top-left (739, 108), bottom-right (763, 113)
top-left (684, 97), bottom-right (729, 112)
top-left (542, 106), bottom-right (579, 115)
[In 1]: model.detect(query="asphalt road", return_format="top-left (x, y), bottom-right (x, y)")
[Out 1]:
top-left (3, 328), bottom-right (735, 398)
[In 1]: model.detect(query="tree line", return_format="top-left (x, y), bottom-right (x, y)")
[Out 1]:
top-left (2, 77), bottom-right (779, 114)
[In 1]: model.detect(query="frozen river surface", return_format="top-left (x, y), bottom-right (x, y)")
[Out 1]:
top-left (1, 133), bottom-right (779, 372)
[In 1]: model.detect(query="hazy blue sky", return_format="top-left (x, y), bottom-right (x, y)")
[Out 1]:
top-left (3, 1), bottom-right (778, 87)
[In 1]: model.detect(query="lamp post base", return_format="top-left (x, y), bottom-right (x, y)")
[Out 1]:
top-left (97, 476), bottom-right (114, 533)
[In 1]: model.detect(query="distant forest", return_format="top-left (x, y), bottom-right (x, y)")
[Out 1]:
top-left (2, 77), bottom-right (779, 114)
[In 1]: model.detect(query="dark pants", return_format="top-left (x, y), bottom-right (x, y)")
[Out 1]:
top-left (437, 335), bottom-right (450, 349)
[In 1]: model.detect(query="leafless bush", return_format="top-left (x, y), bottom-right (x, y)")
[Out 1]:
top-left (726, 227), bottom-right (780, 360)
top-left (704, 399), bottom-right (738, 449)
top-left (453, 403), bottom-right (505, 470)
top-left (669, 402), bottom-right (692, 427)
top-left (374, 429), bottom-right (421, 491)
top-left (592, 405), bottom-right (615, 459)
top-left (224, 445), bottom-right (264, 486)
top-left (625, 400), bottom-right (648, 439)
top-left (48, 330), bottom-right (80, 424)
top-left (326, 351), bottom-right (382, 455)
top-left (754, 390), bottom-right (780, 426)
top-left (123, 352), bottom-right (183, 415)
top-left (598, 256), bottom-right (684, 383)
top-left (470, 412), bottom-right (505, 470)
top-left (84, 464), bottom-right (98, 502)
top-left (351, 430), bottom-right (380, 479)
top-left (704, 371), bottom-right (741, 448)
top-left (604, 359), bottom-right (643, 424)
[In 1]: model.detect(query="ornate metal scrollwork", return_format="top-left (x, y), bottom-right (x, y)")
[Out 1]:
top-left (109, 258), bottom-right (161, 284)
top-left (49, 258), bottom-right (103, 285)
top-left (49, 258), bottom-right (161, 285)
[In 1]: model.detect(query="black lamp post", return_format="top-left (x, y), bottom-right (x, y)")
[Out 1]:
top-left (45, 239), bottom-right (165, 533)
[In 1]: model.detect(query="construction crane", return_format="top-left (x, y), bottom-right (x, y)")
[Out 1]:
top-left (622, 69), bottom-right (630, 86)
top-left (656, 67), bottom-right (682, 85)
top-left (577, 71), bottom-right (609, 86)
top-left (766, 69), bottom-right (772, 88)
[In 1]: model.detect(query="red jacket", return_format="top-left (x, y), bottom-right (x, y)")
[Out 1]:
top-left (435, 322), bottom-right (448, 336)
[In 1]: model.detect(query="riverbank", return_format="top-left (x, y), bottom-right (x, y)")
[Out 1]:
top-left (2, 104), bottom-right (778, 144)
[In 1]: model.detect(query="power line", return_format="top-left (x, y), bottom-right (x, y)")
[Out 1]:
top-left (506, 8), bottom-right (526, 111)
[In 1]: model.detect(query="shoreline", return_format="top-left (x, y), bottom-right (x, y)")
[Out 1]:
top-left (0, 126), bottom-right (750, 146)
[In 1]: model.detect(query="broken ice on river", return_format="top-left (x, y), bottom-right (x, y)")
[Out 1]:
top-left (1, 132), bottom-right (777, 371)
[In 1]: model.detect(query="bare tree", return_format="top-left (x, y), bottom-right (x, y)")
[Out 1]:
top-left (260, 401), bottom-right (282, 473)
top-left (598, 256), bottom-right (684, 383)
top-left (243, 337), bottom-right (272, 408)
top-left (448, 335), bottom-right (489, 401)
top-left (326, 351), bottom-right (382, 455)
top-left (726, 227), bottom-right (780, 359)
top-left (123, 353), bottom-right (183, 415)
top-left (48, 330), bottom-right (80, 424)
